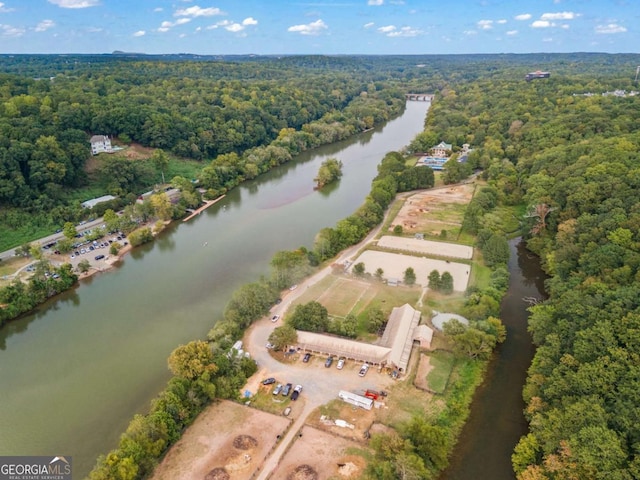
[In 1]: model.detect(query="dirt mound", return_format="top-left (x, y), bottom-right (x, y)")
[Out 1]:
top-left (204, 467), bottom-right (230, 480)
top-left (287, 464), bottom-right (318, 480)
top-left (233, 434), bottom-right (258, 450)
top-left (337, 455), bottom-right (365, 478)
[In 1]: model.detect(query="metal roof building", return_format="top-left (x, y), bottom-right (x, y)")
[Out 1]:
top-left (296, 304), bottom-right (423, 373)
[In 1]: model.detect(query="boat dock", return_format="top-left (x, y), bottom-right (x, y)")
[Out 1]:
top-left (183, 195), bottom-right (226, 222)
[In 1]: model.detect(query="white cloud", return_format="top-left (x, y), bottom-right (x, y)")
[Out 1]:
top-left (364, 22), bottom-right (374, 28)
top-left (242, 17), bottom-right (257, 26)
top-left (0, 3), bottom-right (15, 12)
top-left (595, 23), bottom-right (627, 34)
top-left (153, 7), bottom-right (163, 12)
top-left (497, 19), bottom-right (507, 24)
top-left (47, 0), bottom-right (100, 8)
top-left (514, 13), bottom-right (531, 21)
top-left (288, 19), bottom-right (328, 35)
top-left (561, 24), bottom-right (569, 29)
top-left (463, 30), bottom-right (477, 35)
top-left (225, 23), bottom-right (244, 32)
top-left (378, 25), bottom-right (396, 33)
top-left (387, 26), bottom-right (422, 37)
top-left (35, 19), bottom-right (55, 32)
top-left (543, 37), bottom-right (553, 42)
top-left (175, 18), bottom-right (191, 25)
top-left (506, 30), bottom-right (518, 35)
top-left (368, 0), bottom-right (383, 5)
top-left (133, 30), bottom-right (146, 37)
top-left (541, 11), bottom-right (576, 20)
top-left (174, 6), bottom-right (223, 17)
top-left (477, 19), bottom-right (493, 30)
top-left (531, 20), bottom-right (552, 28)
top-left (0, 24), bottom-right (26, 37)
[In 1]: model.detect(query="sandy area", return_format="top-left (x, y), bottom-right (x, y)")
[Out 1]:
top-left (391, 184), bottom-right (474, 235)
top-left (377, 235), bottom-right (473, 259)
top-left (150, 400), bottom-right (291, 480)
top-left (270, 426), bottom-right (367, 480)
top-left (350, 250), bottom-right (470, 291)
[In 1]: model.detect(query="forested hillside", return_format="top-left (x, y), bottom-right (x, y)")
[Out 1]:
top-left (413, 62), bottom-right (640, 478)
top-left (0, 55), bottom-right (412, 248)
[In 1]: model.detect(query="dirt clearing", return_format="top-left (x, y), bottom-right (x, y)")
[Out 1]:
top-left (391, 184), bottom-right (474, 236)
top-left (271, 426), bottom-right (367, 480)
top-left (150, 400), bottom-right (291, 480)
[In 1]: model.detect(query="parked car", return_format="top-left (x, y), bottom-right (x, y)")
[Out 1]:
top-left (336, 358), bottom-right (345, 370)
top-left (266, 343), bottom-right (275, 349)
top-left (291, 384), bottom-right (302, 401)
top-left (302, 353), bottom-right (311, 363)
top-left (95, 254), bottom-right (105, 260)
top-left (358, 364), bottom-right (369, 377)
top-left (282, 383), bottom-right (293, 396)
top-left (283, 407), bottom-right (291, 416)
top-left (273, 384), bottom-right (283, 395)
top-left (325, 356), bottom-right (334, 368)
top-left (271, 314), bottom-right (280, 322)
top-left (262, 377), bottom-right (276, 385)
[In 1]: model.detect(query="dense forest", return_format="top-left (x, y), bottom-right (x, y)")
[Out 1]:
top-left (4, 52), bottom-right (640, 479)
top-left (415, 61), bottom-right (640, 478)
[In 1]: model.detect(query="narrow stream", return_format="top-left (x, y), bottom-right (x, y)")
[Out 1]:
top-left (440, 239), bottom-right (546, 479)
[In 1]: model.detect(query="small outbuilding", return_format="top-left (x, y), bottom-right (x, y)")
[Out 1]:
top-left (338, 390), bottom-right (373, 410)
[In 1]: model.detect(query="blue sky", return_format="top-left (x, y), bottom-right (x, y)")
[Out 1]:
top-left (0, 0), bottom-right (637, 55)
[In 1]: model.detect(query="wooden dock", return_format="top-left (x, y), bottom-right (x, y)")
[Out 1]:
top-left (183, 195), bottom-right (226, 222)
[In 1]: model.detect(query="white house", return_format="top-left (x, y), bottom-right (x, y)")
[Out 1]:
top-left (90, 135), bottom-right (112, 155)
top-left (431, 141), bottom-right (452, 158)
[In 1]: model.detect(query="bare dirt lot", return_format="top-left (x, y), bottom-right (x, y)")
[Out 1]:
top-left (150, 400), bottom-right (291, 480)
top-left (270, 425), bottom-right (367, 480)
top-left (391, 183), bottom-right (475, 236)
top-left (377, 235), bottom-right (473, 259)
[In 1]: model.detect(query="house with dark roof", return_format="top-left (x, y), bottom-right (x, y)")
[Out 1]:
top-left (431, 141), bottom-right (452, 158)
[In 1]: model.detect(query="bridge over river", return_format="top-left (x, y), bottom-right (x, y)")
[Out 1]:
top-left (405, 93), bottom-right (434, 101)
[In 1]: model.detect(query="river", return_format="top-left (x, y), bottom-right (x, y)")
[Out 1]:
top-left (0, 100), bottom-right (430, 477)
top-left (439, 239), bottom-right (546, 480)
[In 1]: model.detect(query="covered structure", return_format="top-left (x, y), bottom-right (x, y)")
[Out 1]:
top-left (81, 194), bottom-right (116, 209)
top-left (338, 390), bottom-right (373, 410)
top-left (413, 324), bottom-right (434, 349)
top-left (295, 304), bottom-right (425, 375)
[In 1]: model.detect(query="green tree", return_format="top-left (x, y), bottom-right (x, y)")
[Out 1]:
top-left (375, 267), bottom-right (384, 281)
top-left (288, 301), bottom-right (329, 332)
top-left (167, 340), bottom-right (216, 380)
top-left (440, 271), bottom-right (454, 294)
top-left (63, 221), bottom-right (77, 240)
top-left (393, 224), bottom-right (403, 235)
top-left (482, 234), bottom-right (510, 267)
top-left (77, 259), bottom-right (91, 273)
top-left (103, 209), bottom-right (120, 232)
top-left (268, 325), bottom-right (297, 351)
top-left (367, 307), bottom-right (386, 333)
top-left (314, 157), bottom-right (343, 188)
top-left (404, 267), bottom-right (416, 285)
top-left (428, 270), bottom-right (441, 290)
top-left (353, 262), bottom-right (366, 276)
top-left (150, 149), bottom-right (170, 184)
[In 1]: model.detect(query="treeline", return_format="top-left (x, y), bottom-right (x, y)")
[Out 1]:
top-left (0, 58), bottom-right (407, 249)
top-left (412, 62), bottom-right (640, 478)
top-left (88, 142), bottom-right (436, 479)
top-left (0, 261), bottom-right (77, 327)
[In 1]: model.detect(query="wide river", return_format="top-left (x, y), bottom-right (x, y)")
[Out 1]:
top-left (0, 100), bottom-right (430, 477)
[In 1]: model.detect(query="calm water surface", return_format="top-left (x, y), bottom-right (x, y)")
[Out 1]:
top-left (440, 239), bottom-right (546, 480)
top-left (0, 101), bottom-right (429, 477)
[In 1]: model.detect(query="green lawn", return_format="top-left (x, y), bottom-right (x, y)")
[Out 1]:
top-left (426, 351), bottom-right (456, 394)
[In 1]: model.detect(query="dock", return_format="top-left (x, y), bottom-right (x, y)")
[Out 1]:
top-left (183, 195), bottom-right (226, 222)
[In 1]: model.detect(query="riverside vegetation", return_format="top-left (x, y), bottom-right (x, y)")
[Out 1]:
top-left (3, 53), bottom-right (639, 479)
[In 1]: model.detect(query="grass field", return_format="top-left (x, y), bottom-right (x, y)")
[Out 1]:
top-left (292, 274), bottom-right (421, 319)
top-left (426, 351), bottom-right (456, 394)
